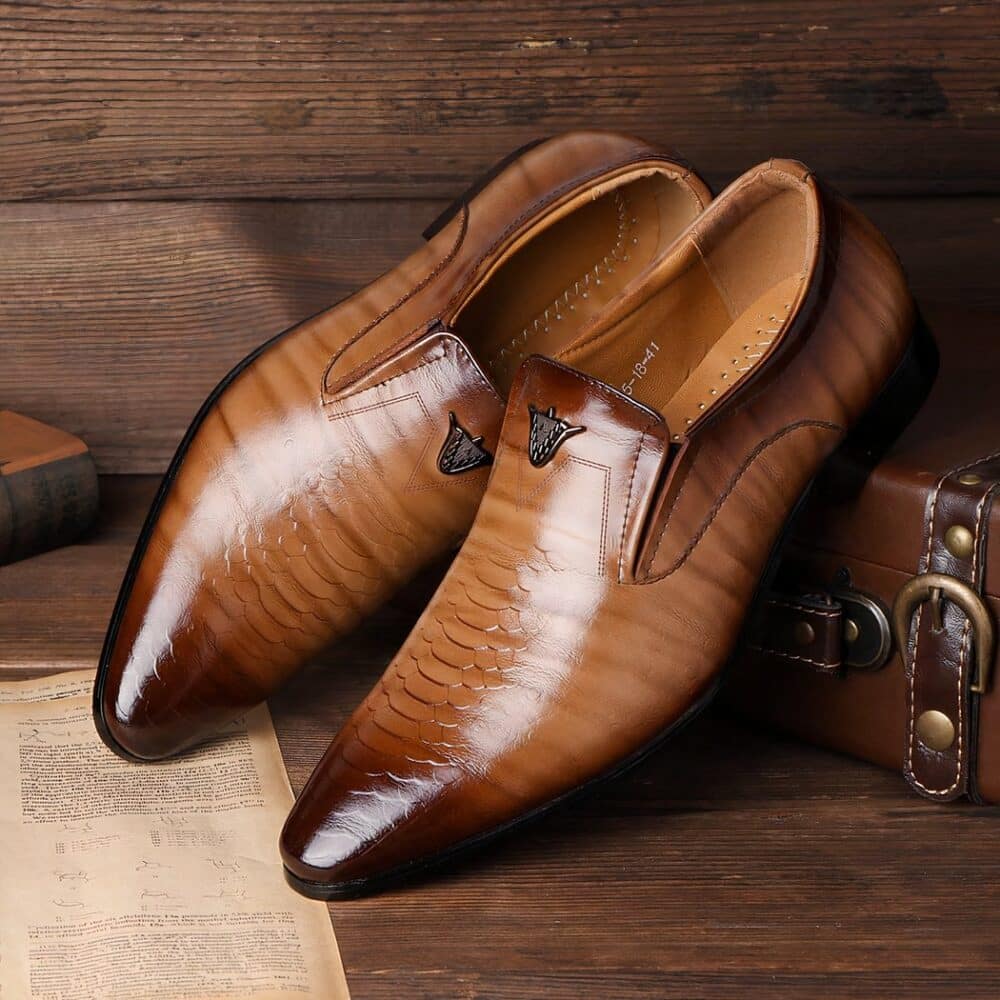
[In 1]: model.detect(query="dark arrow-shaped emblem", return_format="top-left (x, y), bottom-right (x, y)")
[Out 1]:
top-left (437, 412), bottom-right (493, 475)
top-left (527, 404), bottom-right (585, 468)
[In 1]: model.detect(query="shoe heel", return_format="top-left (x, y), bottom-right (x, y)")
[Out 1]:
top-left (421, 137), bottom-right (549, 241)
top-left (841, 308), bottom-right (939, 465)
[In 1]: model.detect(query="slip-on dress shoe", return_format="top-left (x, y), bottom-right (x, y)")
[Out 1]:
top-left (94, 131), bottom-right (711, 761)
top-left (280, 159), bottom-right (936, 897)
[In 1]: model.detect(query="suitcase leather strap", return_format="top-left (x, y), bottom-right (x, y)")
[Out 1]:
top-left (751, 588), bottom-right (893, 675)
top-left (893, 460), bottom-right (1000, 801)
top-left (749, 595), bottom-right (844, 673)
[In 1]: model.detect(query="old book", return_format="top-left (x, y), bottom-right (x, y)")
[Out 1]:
top-left (0, 670), bottom-right (350, 999)
top-left (0, 411), bottom-right (99, 565)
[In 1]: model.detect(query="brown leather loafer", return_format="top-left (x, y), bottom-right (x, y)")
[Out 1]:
top-left (94, 132), bottom-right (710, 761)
top-left (280, 159), bottom-right (935, 898)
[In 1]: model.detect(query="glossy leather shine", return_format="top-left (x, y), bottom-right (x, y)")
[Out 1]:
top-left (280, 160), bottom-right (919, 896)
top-left (94, 131), bottom-right (710, 760)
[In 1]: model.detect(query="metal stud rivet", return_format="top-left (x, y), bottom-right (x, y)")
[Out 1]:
top-left (843, 618), bottom-right (860, 644)
top-left (944, 525), bottom-right (975, 560)
top-left (959, 473), bottom-right (983, 486)
top-left (793, 621), bottom-right (816, 646)
top-left (916, 709), bottom-right (956, 751)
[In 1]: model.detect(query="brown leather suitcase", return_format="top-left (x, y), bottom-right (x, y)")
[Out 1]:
top-left (729, 315), bottom-right (1000, 804)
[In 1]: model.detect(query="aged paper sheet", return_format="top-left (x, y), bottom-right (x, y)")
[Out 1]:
top-left (0, 671), bottom-right (349, 1000)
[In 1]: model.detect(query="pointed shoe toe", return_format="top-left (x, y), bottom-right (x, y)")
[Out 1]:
top-left (283, 160), bottom-right (930, 895)
top-left (93, 132), bottom-right (712, 759)
top-left (280, 745), bottom-right (494, 898)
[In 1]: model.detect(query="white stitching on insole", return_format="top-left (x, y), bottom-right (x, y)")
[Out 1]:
top-left (489, 191), bottom-right (633, 375)
top-left (671, 301), bottom-right (791, 442)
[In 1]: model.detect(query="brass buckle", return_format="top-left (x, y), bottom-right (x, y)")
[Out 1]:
top-left (892, 572), bottom-right (996, 694)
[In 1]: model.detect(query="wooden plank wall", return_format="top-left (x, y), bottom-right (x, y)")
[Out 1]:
top-left (2, 1), bottom-right (998, 473)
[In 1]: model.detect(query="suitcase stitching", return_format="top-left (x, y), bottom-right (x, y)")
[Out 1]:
top-left (907, 460), bottom-right (1000, 796)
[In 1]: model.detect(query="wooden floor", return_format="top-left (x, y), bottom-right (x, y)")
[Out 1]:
top-left (2, 3), bottom-right (997, 995)
top-left (3, 476), bottom-right (1000, 1000)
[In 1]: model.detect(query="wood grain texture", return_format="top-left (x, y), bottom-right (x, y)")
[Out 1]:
top-left (0, 1), bottom-right (996, 200)
top-left (277, 686), bottom-right (1000, 1000)
top-left (2, 198), bottom-right (995, 473)
top-left (3, 477), bottom-right (1000, 999)
top-left (0, 199), bottom-right (426, 472)
top-left (2, 4), bottom-right (996, 990)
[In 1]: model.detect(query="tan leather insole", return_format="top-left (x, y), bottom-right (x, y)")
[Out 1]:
top-left (659, 275), bottom-right (803, 435)
top-left (461, 174), bottom-right (810, 439)
top-left (564, 263), bottom-right (804, 436)
top-left (455, 175), bottom-right (696, 392)
top-left (563, 250), bottom-right (731, 404)
top-left (560, 187), bottom-right (810, 438)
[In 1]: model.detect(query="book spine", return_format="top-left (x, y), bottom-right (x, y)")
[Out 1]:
top-left (0, 452), bottom-right (99, 566)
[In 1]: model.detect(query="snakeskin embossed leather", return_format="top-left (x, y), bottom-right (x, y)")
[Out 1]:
top-left (280, 160), bottom-right (919, 897)
top-left (94, 132), bottom-right (710, 760)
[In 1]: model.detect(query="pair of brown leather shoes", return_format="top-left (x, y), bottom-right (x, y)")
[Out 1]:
top-left (94, 132), bottom-right (931, 898)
